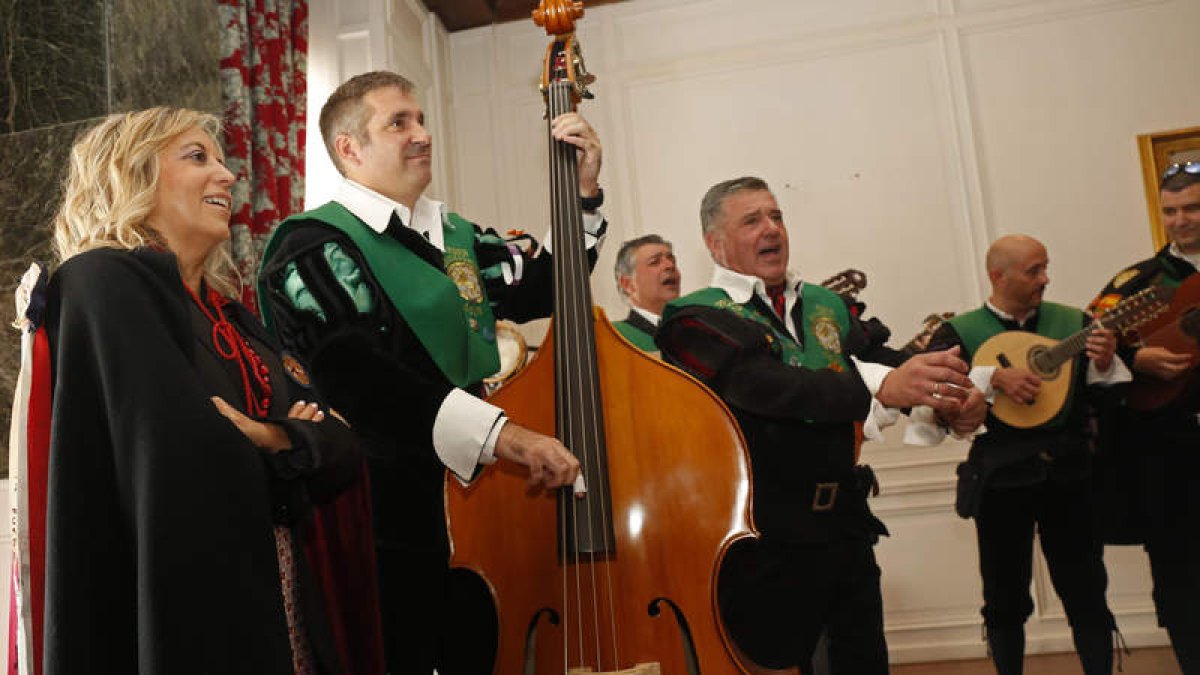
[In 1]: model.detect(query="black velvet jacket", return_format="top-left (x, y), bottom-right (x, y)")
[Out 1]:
top-left (656, 294), bottom-right (904, 544)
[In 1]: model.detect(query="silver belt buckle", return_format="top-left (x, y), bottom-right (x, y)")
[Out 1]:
top-left (812, 482), bottom-right (839, 512)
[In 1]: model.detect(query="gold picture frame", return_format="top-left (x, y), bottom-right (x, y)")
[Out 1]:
top-left (1138, 125), bottom-right (1200, 249)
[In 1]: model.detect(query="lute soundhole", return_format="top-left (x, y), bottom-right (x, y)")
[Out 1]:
top-left (1027, 345), bottom-right (1059, 379)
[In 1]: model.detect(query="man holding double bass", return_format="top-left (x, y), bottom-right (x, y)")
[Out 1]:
top-left (257, 70), bottom-right (603, 673)
top-left (1091, 162), bottom-right (1200, 674)
top-left (926, 234), bottom-right (1128, 675)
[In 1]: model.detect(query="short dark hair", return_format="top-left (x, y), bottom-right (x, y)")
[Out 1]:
top-left (614, 234), bottom-right (671, 295)
top-left (319, 71), bottom-right (416, 174)
top-left (1161, 169), bottom-right (1200, 193)
top-left (699, 176), bottom-right (771, 235)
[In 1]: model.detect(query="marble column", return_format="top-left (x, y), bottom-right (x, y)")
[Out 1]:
top-left (0, 0), bottom-right (221, 472)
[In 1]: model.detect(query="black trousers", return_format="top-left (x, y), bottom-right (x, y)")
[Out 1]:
top-left (718, 536), bottom-right (888, 674)
top-left (1135, 437), bottom-right (1200, 675)
top-left (976, 478), bottom-right (1114, 671)
top-left (1146, 529), bottom-right (1200, 674)
top-left (375, 549), bottom-right (497, 675)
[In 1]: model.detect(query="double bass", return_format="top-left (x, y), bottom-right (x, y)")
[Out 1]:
top-left (445, 2), bottom-right (761, 672)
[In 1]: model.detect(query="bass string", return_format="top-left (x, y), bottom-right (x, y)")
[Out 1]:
top-left (548, 75), bottom-right (621, 670)
top-left (558, 77), bottom-right (620, 668)
top-left (548, 80), bottom-right (586, 667)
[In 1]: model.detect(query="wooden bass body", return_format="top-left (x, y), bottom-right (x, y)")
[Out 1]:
top-left (446, 309), bottom-right (757, 674)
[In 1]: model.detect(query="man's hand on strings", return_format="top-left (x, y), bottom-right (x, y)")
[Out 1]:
top-left (551, 112), bottom-right (602, 198)
top-left (494, 421), bottom-right (583, 493)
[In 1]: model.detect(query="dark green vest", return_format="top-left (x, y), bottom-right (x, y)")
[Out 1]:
top-left (258, 201), bottom-right (500, 388)
top-left (666, 282), bottom-right (851, 371)
top-left (947, 302), bottom-right (1084, 429)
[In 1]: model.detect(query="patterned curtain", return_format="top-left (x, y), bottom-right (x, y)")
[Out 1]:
top-left (217, 0), bottom-right (308, 313)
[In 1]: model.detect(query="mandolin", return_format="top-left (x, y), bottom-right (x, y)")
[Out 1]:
top-left (974, 287), bottom-right (1166, 428)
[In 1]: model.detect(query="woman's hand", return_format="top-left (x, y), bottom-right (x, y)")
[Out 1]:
top-left (212, 397), bottom-right (326, 453)
top-left (284, 400), bottom-right (326, 423)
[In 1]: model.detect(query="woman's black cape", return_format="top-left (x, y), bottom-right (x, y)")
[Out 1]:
top-left (40, 248), bottom-right (382, 674)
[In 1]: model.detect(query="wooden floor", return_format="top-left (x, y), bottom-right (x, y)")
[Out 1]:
top-left (891, 647), bottom-right (1180, 675)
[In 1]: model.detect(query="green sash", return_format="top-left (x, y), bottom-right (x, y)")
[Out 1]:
top-left (613, 320), bottom-right (658, 352)
top-left (948, 302), bottom-right (1084, 428)
top-left (259, 201), bottom-right (500, 388)
top-left (665, 283), bottom-right (851, 371)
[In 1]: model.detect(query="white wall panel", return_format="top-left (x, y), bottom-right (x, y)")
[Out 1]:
top-left (451, 91), bottom-right (504, 231)
top-left (336, 0), bottom-right (370, 25)
top-left (610, 0), bottom-right (940, 68)
top-left (621, 37), bottom-right (978, 338)
top-left (336, 33), bottom-right (371, 82)
top-left (450, 34), bottom-right (494, 96)
top-left (961, 0), bottom-right (1200, 307)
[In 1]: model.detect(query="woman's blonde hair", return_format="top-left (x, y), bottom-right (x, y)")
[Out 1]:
top-left (52, 107), bottom-right (239, 296)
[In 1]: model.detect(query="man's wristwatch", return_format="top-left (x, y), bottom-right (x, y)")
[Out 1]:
top-left (580, 187), bottom-right (604, 212)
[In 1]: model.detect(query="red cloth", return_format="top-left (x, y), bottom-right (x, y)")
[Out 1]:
top-left (218, 0), bottom-right (308, 314)
top-left (303, 469), bottom-right (386, 675)
top-left (8, 327), bottom-right (51, 675)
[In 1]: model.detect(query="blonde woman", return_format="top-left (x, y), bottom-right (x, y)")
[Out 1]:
top-left (39, 108), bottom-right (382, 674)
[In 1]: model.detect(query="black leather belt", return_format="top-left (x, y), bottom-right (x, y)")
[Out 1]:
top-left (807, 465), bottom-right (879, 513)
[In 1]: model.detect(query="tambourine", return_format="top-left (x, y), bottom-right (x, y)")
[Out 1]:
top-left (483, 320), bottom-right (530, 394)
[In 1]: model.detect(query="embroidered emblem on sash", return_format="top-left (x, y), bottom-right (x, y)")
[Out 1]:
top-left (447, 260), bottom-right (484, 303)
top-left (1112, 268), bottom-right (1139, 289)
top-left (811, 316), bottom-right (842, 354)
top-left (281, 352), bottom-right (312, 388)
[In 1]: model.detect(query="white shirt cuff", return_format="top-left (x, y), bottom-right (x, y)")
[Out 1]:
top-left (1087, 355), bottom-right (1132, 385)
top-left (863, 399), bottom-right (900, 440)
top-left (970, 365), bottom-right (996, 402)
top-left (853, 357), bottom-right (900, 440)
top-left (904, 406), bottom-right (986, 444)
top-left (433, 388), bottom-right (504, 482)
top-left (541, 210), bottom-right (606, 255)
top-left (903, 406), bottom-right (947, 446)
